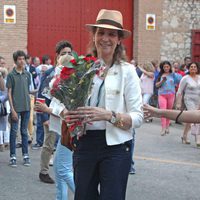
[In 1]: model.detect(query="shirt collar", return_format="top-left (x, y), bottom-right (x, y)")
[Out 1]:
top-left (13, 67), bottom-right (25, 74)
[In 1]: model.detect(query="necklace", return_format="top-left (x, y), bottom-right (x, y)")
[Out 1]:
top-left (97, 59), bottom-right (114, 80)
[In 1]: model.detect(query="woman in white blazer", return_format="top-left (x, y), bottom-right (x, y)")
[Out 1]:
top-left (65, 9), bottom-right (143, 200)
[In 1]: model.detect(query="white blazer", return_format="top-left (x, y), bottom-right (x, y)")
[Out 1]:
top-left (103, 61), bottom-right (143, 145)
top-left (50, 61), bottom-right (143, 145)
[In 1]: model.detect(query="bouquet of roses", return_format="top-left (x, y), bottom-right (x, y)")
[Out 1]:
top-left (50, 52), bottom-right (100, 139)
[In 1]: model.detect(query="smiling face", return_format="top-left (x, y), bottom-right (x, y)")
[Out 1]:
top-left (94, 28), bottom-right (120, 60)
top-left (163, 64), bottom-right (171, 73)
top-left (189, 63), bottom-right (198, 74)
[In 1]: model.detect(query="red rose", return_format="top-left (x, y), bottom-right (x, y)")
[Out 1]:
top-left (83, 57), bottom-right (90, 62)
top-left (69, 124), bottom-right (75, 132)
top-left (70, 59), bottom-right (77, 65)
top-left (83, 56), bottom-right (97, 62)
top-left (96, 70), bottom-right (100, 76)
top-left (50, 76), bottom-right (60, 95)
top-left (50, 88), bottom-right (55, 96)
top-left (60, 67), bottom-right (75, 80)
top-left (90, 56), bottom-right (97, 62)
top-left (68, 121), bottom-right (83, 133)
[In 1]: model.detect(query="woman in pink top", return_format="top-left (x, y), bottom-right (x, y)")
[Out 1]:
top-left (140, 62), bottom-right (155, 104)
top-left (139, 62), bottom-right (155, 122)
top-left (156, 61), bottom-right (181, 136)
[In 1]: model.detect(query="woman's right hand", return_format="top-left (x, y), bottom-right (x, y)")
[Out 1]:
top-left (62, 109), bottom-right (84, 124)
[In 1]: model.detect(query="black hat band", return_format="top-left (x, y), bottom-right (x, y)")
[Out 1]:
top-left (96, 19), bottom-right (123, 29)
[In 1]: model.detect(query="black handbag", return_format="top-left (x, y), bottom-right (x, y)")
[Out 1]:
top-left (0, 102), bottom-right (7, 116)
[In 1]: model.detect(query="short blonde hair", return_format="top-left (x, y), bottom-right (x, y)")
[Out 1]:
top-left (143, 62), bottom-right (155, 72)
top-left (0, 68), bottom-right (8, 78)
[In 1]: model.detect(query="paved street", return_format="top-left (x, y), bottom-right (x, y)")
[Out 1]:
top-left (1, 119), bottom-right (200, 200)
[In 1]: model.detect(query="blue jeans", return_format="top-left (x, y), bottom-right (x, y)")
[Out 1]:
top-left (54, 133), bottom-right (59, 149)
top-left (36, 113), bottom-right (49, 145)
top-left (10, 111), bottom-right (30, 157)
top-left (73, 130), bottom-right (131, 200)
top-left (130, 130), bottom-right (135, 169)
top-left (54, 139), bottom-right (75, 200)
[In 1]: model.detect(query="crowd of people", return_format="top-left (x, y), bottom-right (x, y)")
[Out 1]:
top-left (133, 55), bottom-right (200, 146)
top-left (1, 8), bottom-right (200, 200)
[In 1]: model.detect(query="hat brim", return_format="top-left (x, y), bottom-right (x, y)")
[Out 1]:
top-left (85, 24), bottom-right (131, 39)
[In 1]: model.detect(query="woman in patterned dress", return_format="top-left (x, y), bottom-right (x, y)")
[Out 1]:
top-left (176, 62), bottom-right (200, 145)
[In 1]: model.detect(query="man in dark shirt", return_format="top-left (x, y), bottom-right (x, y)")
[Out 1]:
top-left (6, 50), bottom-right (31, 167)
top-left (26, 54), bottom-right (37, 89)
top-left (37, 40), bottom-right (74, 184)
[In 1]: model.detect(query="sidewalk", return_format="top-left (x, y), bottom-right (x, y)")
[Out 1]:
top-left (1, 119), bottom-right (200, 200)
top-left (0, 147), bottom-right (56, 200)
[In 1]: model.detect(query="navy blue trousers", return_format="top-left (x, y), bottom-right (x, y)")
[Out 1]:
top-left (73, 130), bottom-right (131, 200)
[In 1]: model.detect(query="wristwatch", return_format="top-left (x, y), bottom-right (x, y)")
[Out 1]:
top-left (109, 111), bottom-right (117, 124)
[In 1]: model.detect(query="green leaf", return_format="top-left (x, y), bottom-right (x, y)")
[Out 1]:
top-left (62, 60), bottom-right (74, 68)
top-left (77, 60), bottom-right (85, 65)
top-left (66, 62), bottom-right (74, 68)
top-left (78, 55), bottom-right (85, 60)
top-left (72, 52), bottom-right (78, 61)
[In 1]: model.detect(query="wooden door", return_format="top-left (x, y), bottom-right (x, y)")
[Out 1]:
top-left (28, 0), bottom-right (133, 62)
top-left (192, 30), bottom-right (200, 62)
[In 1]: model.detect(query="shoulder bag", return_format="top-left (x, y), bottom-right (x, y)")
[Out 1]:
top-left (0, 101), bottom-right (7, 116)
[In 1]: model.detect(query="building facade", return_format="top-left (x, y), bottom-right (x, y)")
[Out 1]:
top-left (0, 0), bottom-right (27, 70)
top-left (0, 0), bottom-right (200, 69)
top-left (161, 0), bottom-right (200, 62)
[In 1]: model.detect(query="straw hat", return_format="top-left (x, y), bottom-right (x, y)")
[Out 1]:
top-left (86, 9), bottom-right (131, 38)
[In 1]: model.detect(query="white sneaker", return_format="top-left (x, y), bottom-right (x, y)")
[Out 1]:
top-left (49, 155), bottom-right (53, 166)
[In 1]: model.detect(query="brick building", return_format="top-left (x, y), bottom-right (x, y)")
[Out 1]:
top-left (0, 0), bottom-right (27, 70)
top-left (0, 0), bottom-right (200, 69)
